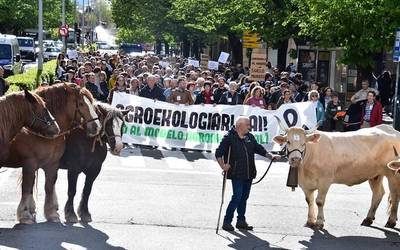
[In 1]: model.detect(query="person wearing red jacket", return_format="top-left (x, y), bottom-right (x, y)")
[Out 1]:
top-left (361, 91), bottom-right (383, 128)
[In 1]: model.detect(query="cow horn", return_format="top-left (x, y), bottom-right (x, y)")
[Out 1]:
top-left (393, 146), bottom-right (399, 158)
top-left (305, 124), bottom-right (319, 135)
top-left (274, 116), bottom-right (288, 133)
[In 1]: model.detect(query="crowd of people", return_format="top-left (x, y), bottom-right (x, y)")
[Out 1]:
top-left (47, 51), bottom-right (391, 131)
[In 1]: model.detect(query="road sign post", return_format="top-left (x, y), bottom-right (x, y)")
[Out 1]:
top-left (393, 28), bottom-right (400, 131)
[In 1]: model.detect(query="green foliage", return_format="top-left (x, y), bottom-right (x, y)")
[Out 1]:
top-left (7, 60), bottom-right (57, 91)
top-left (116, 27), bottom-right (155, 44)
top-left (293, 0), bottom-right (400, 67)
top-left (0, 0), bottom-right (76, 35)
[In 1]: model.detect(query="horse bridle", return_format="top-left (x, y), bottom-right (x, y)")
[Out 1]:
top-left (72, 92), bottom-right (99, 128)
top-left (29, 108), bottom-right (56, 127)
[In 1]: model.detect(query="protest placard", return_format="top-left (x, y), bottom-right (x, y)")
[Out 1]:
top-left (218, 52), bottom-right (230, 63)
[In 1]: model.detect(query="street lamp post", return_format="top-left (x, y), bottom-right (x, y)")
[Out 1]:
top-left (36, 0), bottom-right (44, 87)
top-left (62, 0), bottom-right (66, 53)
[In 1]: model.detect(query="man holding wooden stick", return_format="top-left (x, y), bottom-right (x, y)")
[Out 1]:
top-left (215, 116), bottom-right (280, 232)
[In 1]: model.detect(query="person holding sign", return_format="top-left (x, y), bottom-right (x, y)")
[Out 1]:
top-left (219, 82), bottom-right (243, 105)
top-left (168, 77), bottom-right (194, 105)
top-left (244, 86), bottom-right (266, 108)
top-left (215, 116), bottom-right (280, 231)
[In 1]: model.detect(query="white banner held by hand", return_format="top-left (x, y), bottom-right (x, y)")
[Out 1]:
top-left (208, 61), bottom-right (219, 70)
top-left (218, 52), bottom-right (230, 64)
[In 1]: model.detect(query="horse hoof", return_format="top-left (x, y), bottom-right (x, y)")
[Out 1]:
top-left (80, 214), bottom-right (92, 223)
top-left (313, 223), bottom-right (324, 230)
top-left (385, 221), bottom-right (396, 228)
top-left (361, 218), bottom-right (373, 226)
top-left (19, 218), bottom-right (35, 225)
top-left (305, 222), bottom-right (316, 228)
top-left (65, 213), bottom-right (79, 224)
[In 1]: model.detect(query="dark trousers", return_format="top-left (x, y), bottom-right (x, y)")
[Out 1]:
top-left (223, 179), bottom-right (252, 224)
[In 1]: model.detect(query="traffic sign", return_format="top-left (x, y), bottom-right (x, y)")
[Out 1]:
top-left (59, 27), bottom-right (68, 37)
top-left (242, 42), bottom-right (259, 49)
top-left (243, 30), bottom-right (261, 49)
top-left (393, 28), bottom-right (400, 62)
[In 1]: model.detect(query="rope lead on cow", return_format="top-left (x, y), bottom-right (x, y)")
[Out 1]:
top-left (286, 166), bottom-right (298, 192)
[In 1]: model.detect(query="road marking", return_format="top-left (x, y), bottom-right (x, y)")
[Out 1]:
top-left (161, 150), bottom-right (193, 170)
top-left (119, 148), bottom-right (146, 168)
top-left (103, 166), bottom-right (219, 176)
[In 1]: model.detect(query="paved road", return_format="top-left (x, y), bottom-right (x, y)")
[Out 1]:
top-left (1, 146), bottom-right (400, 249)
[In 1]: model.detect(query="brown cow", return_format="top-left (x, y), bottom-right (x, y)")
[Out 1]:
top-left (273, 121), bottom-right (400, 229)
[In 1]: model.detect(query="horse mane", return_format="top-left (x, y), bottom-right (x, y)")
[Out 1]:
top-left (0, 91), bottom-right (37, 143)
top-left (95, 102), bottom-right (123, 121)
top-left (80, 87), bottom-right (94, 103)
top-left (35, 83), bottom-right (81, 115)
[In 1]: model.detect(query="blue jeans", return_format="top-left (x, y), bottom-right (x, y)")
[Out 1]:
top-left (223, 179), bottom-right (252, 224)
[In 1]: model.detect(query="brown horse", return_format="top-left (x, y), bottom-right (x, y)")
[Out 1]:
top-left (0, 89), bottom-right (60, 163)
top-left (2, 83), bottom-right (101, 224)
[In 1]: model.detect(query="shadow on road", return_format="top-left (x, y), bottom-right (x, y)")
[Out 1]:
top-left (299, 227), bottom-right (400, 250)
top-left (220, 230), bottom-right (286, 249)
top-left (0, 222), bottom-right (125, 250)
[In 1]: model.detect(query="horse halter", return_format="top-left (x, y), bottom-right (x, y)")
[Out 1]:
top-left (72, 92), bottom-right (99, 127)
top-left (29, 108), bottom-right (56, 127)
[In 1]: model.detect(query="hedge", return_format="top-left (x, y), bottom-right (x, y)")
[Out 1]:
top-left (6, 60), bottom-right (57, 91)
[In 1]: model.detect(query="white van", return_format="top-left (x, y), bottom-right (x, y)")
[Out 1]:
top-left (0, 34), bottom-right (20, 74)
top-left (17, 36), bottom-right (36, 61)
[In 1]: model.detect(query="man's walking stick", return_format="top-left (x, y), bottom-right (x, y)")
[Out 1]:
top-left (216, 147), bottom-right (231, 234)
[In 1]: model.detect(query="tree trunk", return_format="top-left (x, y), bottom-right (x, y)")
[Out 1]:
top-left (277, 39), bottom-right (289, 71)
top-left (191, 40), bottom-right (200, 59)
top-left (227, 32), bottom-right (243, 65)
top-left (182, 37), bottom-right (190, 58)
top-left (164, 40), bottom-right (170, 56)
top-left (155, 39), bottom-right (162, 55)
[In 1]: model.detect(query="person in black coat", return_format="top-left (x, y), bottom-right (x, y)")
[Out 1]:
top-left (219, 82), bottom-right (243, 105)
top-left (215, 116), bottom-right (280, 232)
top-left (377, 71), bottom-right (392, 107)
top-left (139, 74), bottom-right (166, 101)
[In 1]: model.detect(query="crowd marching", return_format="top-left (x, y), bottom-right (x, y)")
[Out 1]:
top-left (2, 50), bottom-right (392, 132)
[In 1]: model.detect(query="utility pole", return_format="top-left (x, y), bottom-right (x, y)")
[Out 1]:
top-left (36, 0), bottom-right (44, 87)
top-left (62, 0), bottom-right (66, 53)
top-left (74, 0), bottom-right (77, 47)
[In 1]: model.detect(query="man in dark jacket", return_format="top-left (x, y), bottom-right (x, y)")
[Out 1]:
top-left (213, 77), bottom-right (228, 103)
top-left (139, 74), bottom-right (166, 101)
top-left (219, 81), bottom-right (243, 105)
top-left (215, 116), bottom-right (280, 231)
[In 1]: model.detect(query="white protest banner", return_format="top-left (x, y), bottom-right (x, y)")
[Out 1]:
top-left (250, 51), bottom-right (267, 81)
top-left (112, 93), bottom-right (317, 151)
top-left (200, 54), bottom-right (209, 69)
top-left (188, 59), bottom-right (200, 68)
top-left (218, 52), bottom-right (230, 63)
top-left (208, 60), bottom-right (219, 70)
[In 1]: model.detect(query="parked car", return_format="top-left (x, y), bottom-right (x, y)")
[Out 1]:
top-left (43, 47), bottom-right (61, 61)
top-left (0, 34), bottom-right (20, 77)
top-left (17, 36), bottom-right (36, 61)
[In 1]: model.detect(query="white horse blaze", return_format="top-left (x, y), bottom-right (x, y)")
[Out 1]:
top-left (113, 117), bottom-right (123, 151)
top-left (83, 96), bottom-right (101, 133)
